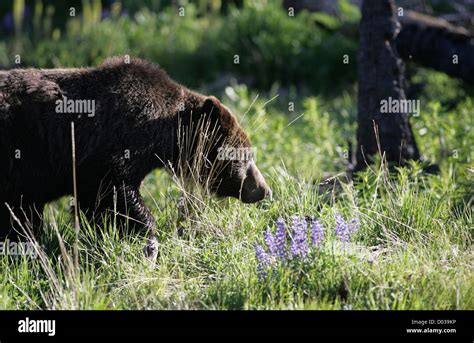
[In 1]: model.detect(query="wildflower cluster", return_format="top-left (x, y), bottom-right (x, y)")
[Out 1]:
top-left (254, 214), bottom-right (359, 280)
top-left (334, 214), bottom-right (360, 243)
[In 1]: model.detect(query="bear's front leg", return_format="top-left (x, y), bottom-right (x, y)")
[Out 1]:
top-left (84, 184), bottom-right (159, 263)
top-left (115, 185), bottom-right (159, 263)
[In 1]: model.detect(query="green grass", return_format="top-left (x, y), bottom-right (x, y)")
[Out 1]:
top-left (1, 75), bottom-right (472, 310)
top-left (0, 0), bottom-right (472, 310)
top-left (1, 1), bottom-right (358, 93)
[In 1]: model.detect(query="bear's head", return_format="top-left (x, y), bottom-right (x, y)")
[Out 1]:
top-left (178, 95), bottom-right (271, 204)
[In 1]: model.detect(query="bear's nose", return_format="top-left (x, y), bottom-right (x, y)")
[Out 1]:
top-left (240, 162), bottom-right (271, 204)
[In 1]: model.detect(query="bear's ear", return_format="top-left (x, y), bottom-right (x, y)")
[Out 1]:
top-left (202, 96), bottom-right (233, 129)
top-left (202, 96), bottom-right (221, 117)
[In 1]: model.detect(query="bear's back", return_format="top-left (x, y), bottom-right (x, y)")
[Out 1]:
top-left (0, 58), bottom-right (194, 202)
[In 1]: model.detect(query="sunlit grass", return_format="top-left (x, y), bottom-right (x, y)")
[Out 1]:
top-left (0, 81), bottom-right (472, 310)
top-left (0, 0), bottom-right (471, 310)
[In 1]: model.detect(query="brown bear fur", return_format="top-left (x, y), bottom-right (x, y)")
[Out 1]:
top-left (0, 57), bottom-right (270, 259)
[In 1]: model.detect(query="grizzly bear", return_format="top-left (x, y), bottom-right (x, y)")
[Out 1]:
top-left (0, 57), bottom-right (271, 259)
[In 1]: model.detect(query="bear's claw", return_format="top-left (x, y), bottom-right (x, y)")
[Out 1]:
top-left (144, 237), bottom-right (159, 264)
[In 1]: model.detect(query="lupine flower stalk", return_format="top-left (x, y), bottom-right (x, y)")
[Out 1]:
top-left (290, 216), bottom-right (309, 259)
top-left (310, 217), bottom-right (324, 246)
top-left (254, 244), bottom-right (270, 280)
top-left (334, 213), bottom-right (359, 243)
top-left (264, 227), bottom-right (277, 256)
top-left (334, 214), bottom-right (349, 243)
top-left (275, 218), bottom-right (287, 260)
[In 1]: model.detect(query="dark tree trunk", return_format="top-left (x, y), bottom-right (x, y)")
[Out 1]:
top-left (354, 0), bottom-right (420, 171)
top-left (282, 0), bottom-right (340, 15)
top-left (397, 10), bottom-right (474, 85)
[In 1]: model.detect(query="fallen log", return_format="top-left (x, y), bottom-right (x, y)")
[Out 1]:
top-left (282, 1), bottom-right (474, 84)
top-left (396, 10), bottom-right (474, 84)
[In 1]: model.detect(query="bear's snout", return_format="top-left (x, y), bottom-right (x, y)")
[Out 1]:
top-left (240, 162), bottom-right (271, 203)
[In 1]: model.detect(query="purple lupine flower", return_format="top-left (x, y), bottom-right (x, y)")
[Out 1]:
top-left (310, 217), bottom-right (324, 246)
top-left (254, 244), bottom-right (270, 280)
top-left (348, 216), bottom-right (360, 234)
top-left (335, 214), bottom-right (359, 243)
top-left (275, 217), bottom-right (287, 259)
top-left (334, 214), bottom-right (350, 243)
top-left (264, 227), bottom-right (277, 256)
top-left (290, 216), bottom-right (309, 259)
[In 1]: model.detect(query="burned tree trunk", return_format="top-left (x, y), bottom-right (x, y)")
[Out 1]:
top-left (221, 0), bottom-right (244, 13)
top-left (354, 0), bottom-right (420, 171)
top-left (282, 0), bottom-right (340, 15)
